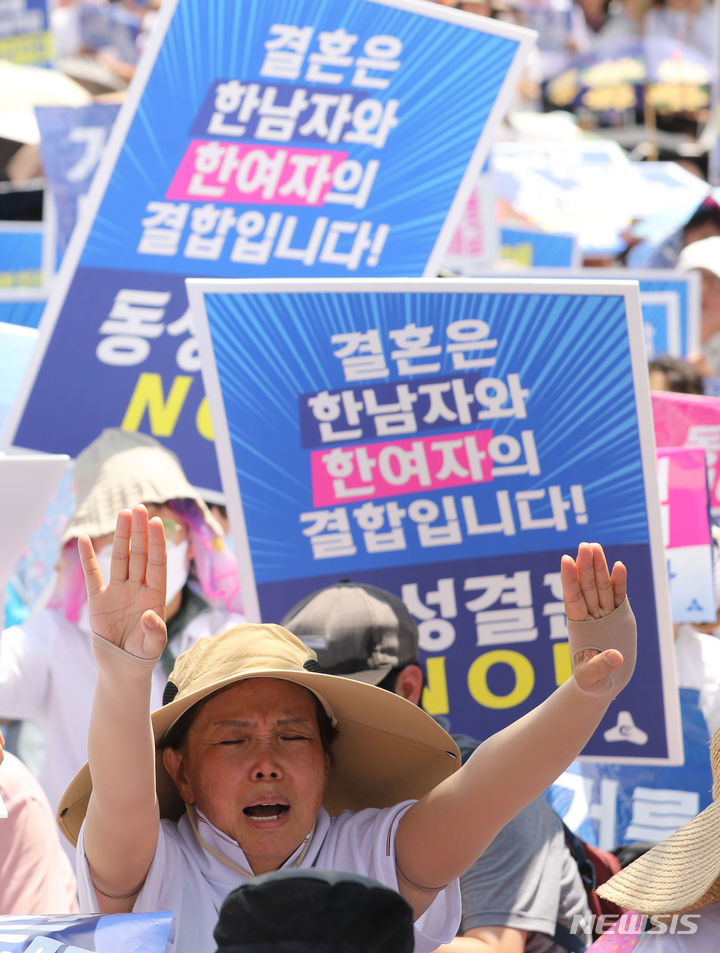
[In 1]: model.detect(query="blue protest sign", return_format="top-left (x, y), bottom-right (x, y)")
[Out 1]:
top-left (77, 2), bottom-right (143, 65)
top-left (492, 138), bottom-right (635, 257)
top-left (5, 0), bottom-right (533, 493)
top-left (499, 226), bottom-right (579, 268)
top-left (0, 0), bottom-right (50, 64)
top-left (0, 224), bottom-right (48, 292)
top-left (492, 141), bottom-right (710, 261)
top-left (0, 294), bottom-right (45, 329)
top-left (631, 271), bottom-right (701, 359)
top-left (626, 161), bottom-right (710, 262)
top-left (187, 275), bottom-right (681, 762)
top-left (548, 688), bottom-right (714, 847)
top-left (35, 103), bottom-right (121, 260)
top-left (642, 297), bottom-right (681, 358)
top-left (484, 268), bottom-right (701, 360)
top-left (594, 270), bottom-right (700, 359)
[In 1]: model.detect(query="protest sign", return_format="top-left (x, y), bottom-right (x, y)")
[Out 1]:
top-left (656, 446), bottom-right (714, 623)
top-left (499, 226), bottom-right (580, 269)
top-left (0, 0), bottom-right (50, 65)
top-left (0, 294), bottom-right (45, 329)
top-left (641, 292), bottom-right (682, 358)
top-left (3, 458), bottom-right (74, 623)
top-left (445, 218), bottom-right (580, 274)
top-left (479, 268), bottom-right (701, 360)
top-left (0, 223), bottom-right (50, 293)
top-left (35, 103), bottom-right (121, 260)
top-left (548, 685), bottom-right (714, 848)
top-left (0, 452), bottom-right (69, 596)
top-left (441, 163), bottom-right (498, 275)
top-left (622, 271), bottom-right (700, 358)
top-left (0, 323), bottom-right (38, 435)
top-left (652, 390), bottom-right (720, 516)
top-left (76, 2), bottom-right (143, 66)
top-left (548, 444), bottom-right (716, 847)
top-left (625, 161), bottom-right (711, 267)
top-left (4, 0), bottom-right (534, 494)
top-left (492, 138), bottom-right (639, 256)
top-left (187, 275), bottom-right (680, 763)
top-left (0, 912), bottom-right (172, 953)
top-left (492, 140), bottom-right (711, 260)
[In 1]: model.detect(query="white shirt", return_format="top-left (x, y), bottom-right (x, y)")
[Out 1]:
top-left (0, 603), bottom-right (244, 816)
top-left (77, 803), bottom-right (461, 953)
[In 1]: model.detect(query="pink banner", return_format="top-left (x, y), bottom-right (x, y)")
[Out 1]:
top-left (166, 141), bottom-right (348, 205)
top-left (652, 390), bottom-right (720, 514)
top-left (656, 446), bottom-right (711, 548)
top-left (311, 429), bottom-right (494, 507)
top-left (447, 185), bottom-right (484, 256)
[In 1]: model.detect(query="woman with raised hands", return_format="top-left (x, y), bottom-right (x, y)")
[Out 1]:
top-left (58, 504), bottom-right (636, 953)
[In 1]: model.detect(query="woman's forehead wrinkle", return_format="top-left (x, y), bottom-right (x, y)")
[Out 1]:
top-left (211, 716), bottom-right (314, 728)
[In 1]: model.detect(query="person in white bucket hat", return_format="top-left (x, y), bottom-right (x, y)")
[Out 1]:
top-left (58, 504), bottom-right (636, 953)
top-left (677, 236), bottom-right (720, 378)
top-left (0, 428), bottom-right (244, 824)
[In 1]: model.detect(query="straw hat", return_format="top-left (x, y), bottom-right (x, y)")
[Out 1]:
top-left (57, 623), bottom-right (461, 846)
top-left (597, 727), bottom-right (720, 915)
top-left (62, 428), bottom-right (221, 543)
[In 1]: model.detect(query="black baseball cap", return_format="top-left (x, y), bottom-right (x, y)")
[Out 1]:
top-left (213, 868), bottom-right (414, 953)
top-left (281, 581), bottom-right (419, 684)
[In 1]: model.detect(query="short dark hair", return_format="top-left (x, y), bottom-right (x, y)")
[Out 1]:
top-left (649, 355), bottom-right (704, 395)
top-left (683, 199), bottom-right (720, 239)
top-left (375, 664), bottom-right (426, 696)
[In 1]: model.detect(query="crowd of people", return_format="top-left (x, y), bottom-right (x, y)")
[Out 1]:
top-left (0, 421), bottom-right (716, 951)
top-left (39, 0), bottom-right (719, 103)
top-left (1, 431), bottom-right (637, 952)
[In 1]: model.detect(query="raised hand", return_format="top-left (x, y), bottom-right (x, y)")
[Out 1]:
top-left (77, 504), bottom-right (168, 660)
top-left (561, 542), bottom-right (628, 695)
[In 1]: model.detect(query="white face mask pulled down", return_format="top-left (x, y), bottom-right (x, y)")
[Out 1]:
top-left (78, 540), bottom-right (190, 633)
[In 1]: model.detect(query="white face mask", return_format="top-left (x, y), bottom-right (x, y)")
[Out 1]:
top-left (77, 539), bottom-right (190, 632)
top-left (164, 538), bottom-right (190, 605)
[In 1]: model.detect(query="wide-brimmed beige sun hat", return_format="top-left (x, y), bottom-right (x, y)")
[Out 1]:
top-left (61, 427), bottom-right (221, 543)
top-left (598, 727), bottom-right (720, 915)
top-left (57, 623), bottom-right (461, 846)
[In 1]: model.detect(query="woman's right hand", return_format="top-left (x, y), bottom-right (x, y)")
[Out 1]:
top-left (77, 504), bottom-right (168, 660)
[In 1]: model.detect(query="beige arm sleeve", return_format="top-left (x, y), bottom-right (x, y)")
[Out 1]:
top-left (568, 597), bottom-right (637, 697)
top-left (84, 634), bottom-right (161, 912)
top-left (396, 598), bottom-right (637, 916)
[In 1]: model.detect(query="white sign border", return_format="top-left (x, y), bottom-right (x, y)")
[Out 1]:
top-left (186, 274), bottom-right (683, 766)
top-left (1, 0), bottom-right (536, 454)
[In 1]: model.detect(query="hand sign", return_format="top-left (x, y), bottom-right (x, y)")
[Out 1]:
top-left (77, 505), bottom-right (168, 660)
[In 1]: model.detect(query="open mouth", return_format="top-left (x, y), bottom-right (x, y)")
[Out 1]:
top-left (243, 804), bottom-right (290, 821)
